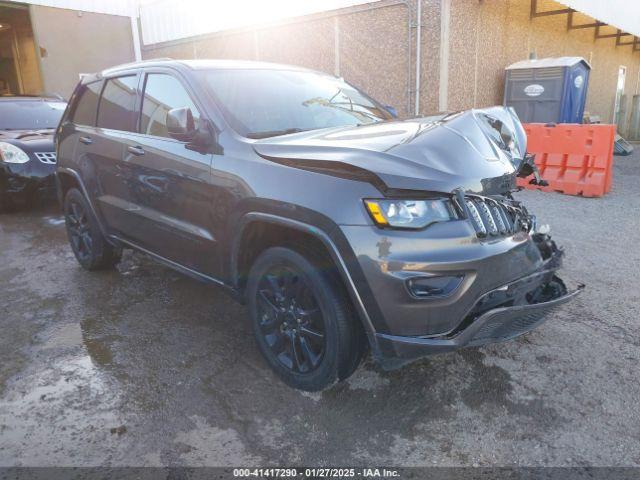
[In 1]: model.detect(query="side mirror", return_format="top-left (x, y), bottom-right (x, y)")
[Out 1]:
top-left (385, 105), bottom-right (398, 118)
top-left (167, 107), bottom-right (197, 142)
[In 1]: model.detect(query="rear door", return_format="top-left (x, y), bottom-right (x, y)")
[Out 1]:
top-left (115, 68), bottom-right (217, 275)
top-left (91, 73), bottom-right (142, 236)
top-left (57, 79), bottom-right (102, 202)
top-left (58, 76), bottom-right (141, 238)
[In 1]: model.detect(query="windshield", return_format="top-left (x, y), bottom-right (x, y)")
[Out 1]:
top-left (203, 69), bottom-right (393, 138)
top-left (0, 99), bottom-right (66, 130)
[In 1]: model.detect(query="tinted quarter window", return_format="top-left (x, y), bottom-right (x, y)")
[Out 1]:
top-left (140, 74), bottom-right (200, 139)
top-left (97, 76), bottom-right (138, 131)
top-left (72, 81), bottom-right (101, 126)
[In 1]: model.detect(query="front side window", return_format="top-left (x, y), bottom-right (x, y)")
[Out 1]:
top-left (140, 73), bottom-right (200, 139)
top-left (72, 81), bottom-right (101, 126)
top-left (202, 69), bottom-right (392, 138)
top-left (97, 76), bottom-right (138, 131)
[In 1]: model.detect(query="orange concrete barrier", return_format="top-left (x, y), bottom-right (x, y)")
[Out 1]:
top-left (518, 123), bottom-right (616, 197)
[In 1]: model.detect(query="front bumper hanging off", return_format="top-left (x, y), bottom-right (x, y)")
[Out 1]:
top-left (371, 233), bottom-right (584, 369)
top-left (376, 279), bottom-right (583, 365)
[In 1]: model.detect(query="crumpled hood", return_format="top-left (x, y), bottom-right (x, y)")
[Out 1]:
top-left (253, 107), bottom-right (528, 195)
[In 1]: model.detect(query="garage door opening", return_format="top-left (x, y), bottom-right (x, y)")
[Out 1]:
top-left (0, 2), bottom-right (42, 95)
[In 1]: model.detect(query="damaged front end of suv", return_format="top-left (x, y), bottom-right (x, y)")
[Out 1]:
top-left (254, 105), bottom-right (583, 369)
top-left (368, 107), bottom-right (584, 367)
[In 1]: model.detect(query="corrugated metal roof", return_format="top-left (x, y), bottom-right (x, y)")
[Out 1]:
top-left (2, 0), bottom-right (136, 17)
top-left (506, 56), bottom-right (591, 70)
top-left (556, 0), bottom-right (640, 37)
top-left (139, 0), bottom-right (381, 46)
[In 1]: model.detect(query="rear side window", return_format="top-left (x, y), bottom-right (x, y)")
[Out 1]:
top-left (140, 73), bottom-right (200, 139)
top-left (97, 76), bottom-right (138, 131)
top-left (72, 81), bottom-right (101, 126)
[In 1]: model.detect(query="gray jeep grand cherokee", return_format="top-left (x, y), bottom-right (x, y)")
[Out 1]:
top-left (56, 59), bottom-right (582, 391)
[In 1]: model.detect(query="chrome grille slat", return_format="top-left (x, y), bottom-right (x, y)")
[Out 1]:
top-left (498, 205), bottom-right (514, 233)
top-left (465, 200), bottom-right (487, 236)
top-left (489, 203), bottom-right (507, 234)
top-left (476, 201), bottom-right (499, 236)
top-left (35, 152), bottom-right (56, 164)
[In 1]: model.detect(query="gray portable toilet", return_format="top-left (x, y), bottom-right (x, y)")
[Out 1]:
top-left (504, 57), bottom-right (591, 124)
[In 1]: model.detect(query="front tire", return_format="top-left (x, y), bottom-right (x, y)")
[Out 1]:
top-left (64, 188), bottom-right (121, 270)
top-left (247, 246), bottom-right (365, 391)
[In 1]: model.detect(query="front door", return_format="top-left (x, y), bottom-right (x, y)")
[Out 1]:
top-left (117, 70), bottom-right (217, 276)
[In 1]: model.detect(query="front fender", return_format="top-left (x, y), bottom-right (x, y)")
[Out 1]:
top-left (228, 208), bottom-right (388, 358)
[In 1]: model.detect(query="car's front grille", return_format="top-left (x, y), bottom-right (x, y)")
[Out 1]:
top-left (465, 196), bottom-right (518, 237)
top-left (34, 152), bottom-right (56, 164)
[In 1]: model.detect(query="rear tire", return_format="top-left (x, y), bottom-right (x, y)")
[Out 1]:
top-left (64, 188), bottom-right (121, 270)
top-left (247, 246), bottom-right (365, 391)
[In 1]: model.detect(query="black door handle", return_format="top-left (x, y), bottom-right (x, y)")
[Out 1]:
top-left (79, 136), bottom-right (92, 145)
top-left (127, 146), bottom-right (145, 156)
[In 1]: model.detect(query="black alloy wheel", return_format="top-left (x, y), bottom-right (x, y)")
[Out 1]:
top-left (64, 188), bottom-right (122, 270)
top-left (247, 246), bottom-right (367, 391)
top-left (256, 265), bottom-right (326, 373)
top-left (66, 198), bottom-right (93, 264)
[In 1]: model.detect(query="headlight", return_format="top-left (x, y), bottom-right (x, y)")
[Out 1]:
top-left (364, 198), bottom-right (456, 229)
top-left (0, 142), bottom-right (30, 164)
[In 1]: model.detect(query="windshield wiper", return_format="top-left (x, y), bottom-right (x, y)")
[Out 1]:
top-left (246, 128), bottom-right (310, 139)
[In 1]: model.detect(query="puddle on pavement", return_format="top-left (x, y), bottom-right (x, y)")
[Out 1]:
top-left (41, 322), bottom-right (115, 366)
top-left (44, 322), bottom-right (83, 349)
top-left (0, 350), bottom-right (125, 466)
top-left (84, 337), bottom-right (114, 365)
top-left (42, 216), bottom-right (65, 226)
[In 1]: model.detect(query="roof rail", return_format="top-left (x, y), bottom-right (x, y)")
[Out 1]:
top-left (101, 57), bottom-right (175, 74)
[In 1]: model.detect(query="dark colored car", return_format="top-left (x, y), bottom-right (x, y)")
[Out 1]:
top-left (0, 95), bottom-right (67, 210)
top-left (56, 59), bottom-right (582, 391)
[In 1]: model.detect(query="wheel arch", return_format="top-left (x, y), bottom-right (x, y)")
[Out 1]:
top-left (56, 167), bottom-right (113, 243)
top-left (55, 169), bottom-right (81, 207)
top-left (230, 212), bottom-right (380, 352)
